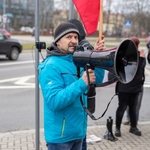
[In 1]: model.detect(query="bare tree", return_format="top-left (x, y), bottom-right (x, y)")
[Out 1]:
top-left (104, 0), bottom-right (113, 35)
top-left (55, 0), bottom-right (69, 11)
top-left (121, 0), bottom-right (150, 36)
top-left (39, 0), bottom-right (54, 35)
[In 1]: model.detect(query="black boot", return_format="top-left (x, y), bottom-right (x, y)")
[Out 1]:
top-left (115, 128), bottom-right (121, 137)
top-left (129, 127), bottom-right (141, 136)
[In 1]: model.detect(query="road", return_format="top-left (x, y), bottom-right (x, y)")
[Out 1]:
top-left (0, 49), bottom-right (150, 133)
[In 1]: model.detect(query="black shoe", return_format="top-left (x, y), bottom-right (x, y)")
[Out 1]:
top-left (115, 128), bottom-right (121, 137)
top-left (129, 127), bottom-right (141, 136)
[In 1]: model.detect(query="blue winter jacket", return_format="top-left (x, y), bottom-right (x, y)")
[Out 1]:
top-left (38, 43), bottom-right (104, 143)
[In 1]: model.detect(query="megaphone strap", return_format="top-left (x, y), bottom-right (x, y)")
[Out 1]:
top-left (77, 65), bottom-right (117, 120)
top-left (80, 94), bottom-right (117, 120)
top-left (95, 76), bottom-right (118, 87)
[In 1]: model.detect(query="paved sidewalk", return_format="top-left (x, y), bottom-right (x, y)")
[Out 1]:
top-left (0, 122), bottom-right (150, 150)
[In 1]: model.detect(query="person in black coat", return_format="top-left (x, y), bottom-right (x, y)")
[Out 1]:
top-left (115, 36), bottom-right (146, 137)
top-left (146, 34), bottom-right (150, 63)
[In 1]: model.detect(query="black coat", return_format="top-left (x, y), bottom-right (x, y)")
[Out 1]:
top-left (116, 57), bottom-right (146, 93)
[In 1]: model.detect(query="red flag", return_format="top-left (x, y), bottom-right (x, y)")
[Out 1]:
top-left (73, 0), bottom-right (100, 35)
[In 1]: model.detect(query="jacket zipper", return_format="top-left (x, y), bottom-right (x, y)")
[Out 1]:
top-left (61, 117), bottom-right (66, 137)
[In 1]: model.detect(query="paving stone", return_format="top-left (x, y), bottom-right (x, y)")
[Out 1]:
top-left (0, 123), bottom-right (150, 150)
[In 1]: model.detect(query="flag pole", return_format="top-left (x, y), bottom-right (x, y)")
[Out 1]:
top-left (69, 0), bottom-right (74, 20)
top-left (99, 0), bottom-right (103, 41)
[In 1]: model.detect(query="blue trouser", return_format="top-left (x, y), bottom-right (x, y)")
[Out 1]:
top-left (82, 136), bottom-right (87, 150)
top-left (47, 139), bottom-right (83, 150)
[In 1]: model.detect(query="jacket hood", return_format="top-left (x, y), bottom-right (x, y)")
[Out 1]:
top-left (46, 43), bottom-right (66, 57)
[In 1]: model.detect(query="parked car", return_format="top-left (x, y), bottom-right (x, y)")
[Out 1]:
top-left (0, 31), bottom-right (22, 60)
top-left (0, 28), bottom-right (11, 37)
top-left (20, 26), bottom-right (33, 33)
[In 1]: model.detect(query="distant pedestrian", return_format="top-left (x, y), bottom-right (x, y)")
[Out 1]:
top-left (146, 33), bottom-right (150, 63)
top-left (32, 27), bottom-right (35, 36)
top-left (146, 33), bottom-right (150, 49)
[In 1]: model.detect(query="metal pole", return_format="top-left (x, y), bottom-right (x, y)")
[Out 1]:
top-left (35, 0), bottom-right (40, 149)
top-left (3, 0), bottom-right (6, 29)
top-left (69, 0), bottom-right (74, 20)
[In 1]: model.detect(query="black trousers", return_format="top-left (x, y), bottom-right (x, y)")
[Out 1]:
top-left (115, 92), bottom-right (139, 129)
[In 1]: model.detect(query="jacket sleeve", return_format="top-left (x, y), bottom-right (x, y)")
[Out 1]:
top-left (94, 68), bottom-right (105, 83)
top-left (139, 57), bottom-right (146, 84)
top-left (39, 64), bottom-right (88, 111)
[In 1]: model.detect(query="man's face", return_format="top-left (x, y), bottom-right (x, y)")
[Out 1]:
top-left (56, 33), bottom-right (78, 54)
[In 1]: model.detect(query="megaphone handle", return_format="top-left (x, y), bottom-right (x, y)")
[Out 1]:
top-left (85, 64), bottom-right (91, 86)
top-left (85, 64), bottom-right (95, 96)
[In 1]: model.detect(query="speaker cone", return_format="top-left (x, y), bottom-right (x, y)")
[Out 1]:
top-left (114, 39), bottom-right (139, 83)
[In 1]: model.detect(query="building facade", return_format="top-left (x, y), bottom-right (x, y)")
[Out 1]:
top-left (0, 0), bottom-right (54, 33)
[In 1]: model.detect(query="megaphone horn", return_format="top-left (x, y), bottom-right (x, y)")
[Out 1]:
top-left (73, 38), bottom-right (139, 84)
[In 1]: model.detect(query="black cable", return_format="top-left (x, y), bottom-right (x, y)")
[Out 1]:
top-left (80, 93), bottom-right (117, 120)
top-left (80, 64), bottom-right (117, 120)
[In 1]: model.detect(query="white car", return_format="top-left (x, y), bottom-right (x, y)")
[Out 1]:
top-left (20, 26), bottom-right (33, 33)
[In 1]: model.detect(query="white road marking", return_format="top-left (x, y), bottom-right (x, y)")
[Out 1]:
top-left (15, 76), bottom-right (35, 86)
top-left (145, 67), bottom-right (150, 75)
top-left (1, 67), bottom-right (150, 89)
top-left (0, 75), bottom-right (35, 83)
top-left (0, 75), bottom-right (35, 89)
top-left (0, 60), bottom-right (35, 66)
top-left (0, 86), bottom-right (35, 89)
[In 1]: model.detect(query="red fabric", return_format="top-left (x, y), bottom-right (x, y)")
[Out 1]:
top-left (73, 0), bottom-right (100, 35)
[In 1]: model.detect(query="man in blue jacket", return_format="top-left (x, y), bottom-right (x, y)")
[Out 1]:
top-left (38, 22), bottom-right (105, 150)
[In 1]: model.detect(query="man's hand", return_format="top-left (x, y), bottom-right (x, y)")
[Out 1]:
top-left (82, 69), bottom-right (96, 85)
top-left (94, 35), bottom-right (106, 51)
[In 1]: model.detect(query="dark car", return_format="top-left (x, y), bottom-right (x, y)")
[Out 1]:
top-left (0, 31), bottom-right (22, 60)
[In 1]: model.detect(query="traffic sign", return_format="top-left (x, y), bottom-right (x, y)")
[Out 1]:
top-left (124, 20), bottom-right (132, 27)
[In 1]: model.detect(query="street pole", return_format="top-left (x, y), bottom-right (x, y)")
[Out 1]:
top-left (35, 0), bottom-right (40, 150)
top-left (69, 0), bottom-right (74, 20)
top-left (3, 0), bottom-right (6, 29)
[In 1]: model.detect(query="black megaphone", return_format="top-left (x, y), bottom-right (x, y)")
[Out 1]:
top-left (73, 38), bottom-right (139, 84)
